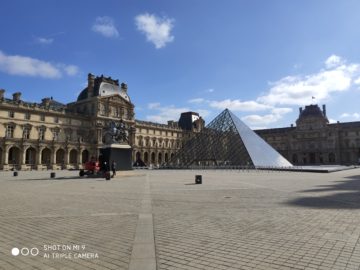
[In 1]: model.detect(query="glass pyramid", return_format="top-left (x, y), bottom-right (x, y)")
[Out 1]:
top-left (166, 109), bottom-right (292, 168)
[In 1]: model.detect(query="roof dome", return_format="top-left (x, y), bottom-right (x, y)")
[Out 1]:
top-left (296, 104), bottom-right (329, 128)
top-left (76, 74), bottom-right (130, 102)
top-left (77, 88), bottom-right (88, 101)
top-left (299, 104), bottom-right (325, 118)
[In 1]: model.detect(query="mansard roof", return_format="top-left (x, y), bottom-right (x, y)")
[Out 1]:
top-left (77, 74), bottom-right (130, 102)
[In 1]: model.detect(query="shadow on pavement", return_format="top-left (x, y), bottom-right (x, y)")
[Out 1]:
top-left (285, 175), bottom-right (360, 209)
top-left (9, 176), bottom-right (105, 181)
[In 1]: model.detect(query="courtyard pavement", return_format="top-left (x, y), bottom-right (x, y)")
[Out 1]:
top-left (1, 169), bottom-right (360, 270)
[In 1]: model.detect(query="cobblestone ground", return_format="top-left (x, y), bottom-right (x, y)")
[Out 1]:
top-left (1, 169), bottom-right (360, 269)
top-left (0, 171), bottom-right (144, 270)
top-left (150, 170), bottom-right (360, 270)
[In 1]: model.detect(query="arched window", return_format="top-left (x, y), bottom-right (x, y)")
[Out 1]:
top-left (69, 149), bottom-right (78, 164)
top-left (8, 146), bottom-right (20, 164)
top-left (56, 149), bottom-right (65, 164)
top-left (25, 147), bottom-right (36, 164)
top-left (41, 148), bottom-right (51, 165)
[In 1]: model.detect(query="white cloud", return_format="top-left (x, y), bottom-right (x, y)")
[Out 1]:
top-left (92, 16), bottom-right (119, 38)
top-left (325, 54), bottom-right (344, 69)
top-left (257, 61), bottom-right (359, 106)
top-left (146, 105), bottom-right (188, 123)
top-left (0, 50), bottom-right (61, 78)
top-left (0, 50), bottom-right (79, 79)
top-left (241, 107), bottom-right (292, 127)
top-left (271, 107), bottom-right (293, 115)
top-left (209, 99), bottom-right (272, 111)
top-left (354, 77), bottom-right (360, 85)
top-left (36, 37), bottom-right (54, 45)
top-left (242, 114), bottom-right (281, 126)
top-left (148, 102), bottom-right (161, 109)
top-left (206, 88), bottom-right (214, 93)
top-left (135, 13), bottom-right (174, 49)
top-left (188, 98), bottom-right (205, 104)
top-left (146, 103), bottom-right (209, 124)
top-left (340, 113), bottom-right (360, 119)
top-left (63, 65), bottom-right (79, 76)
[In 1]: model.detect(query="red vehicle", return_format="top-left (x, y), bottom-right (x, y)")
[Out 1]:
top-left (79, 157), bottom-right (101, 177)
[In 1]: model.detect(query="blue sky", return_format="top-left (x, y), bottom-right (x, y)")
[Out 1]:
top-left (1, 0), bottom-right (360, 128)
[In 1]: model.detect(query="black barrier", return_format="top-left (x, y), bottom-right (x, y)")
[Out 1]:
top-left (105, 172), bottom-right (111, 180)
top-left (195, 175), bottom-right (202, 184)
top-left (13, 171), bottom-right (18, 177)
top-left (50, 172), bottom-right (56, 178)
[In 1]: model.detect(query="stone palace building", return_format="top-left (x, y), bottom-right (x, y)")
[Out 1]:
top-left (0, 74), bottom-right (204, 170)
top-left (256, 104), bottom-right (360, 165)
top-left (0, 73), bottom-right (359, 170)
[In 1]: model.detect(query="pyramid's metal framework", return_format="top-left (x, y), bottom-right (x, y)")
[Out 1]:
top-left (165, 109), bottom-right (292, 168)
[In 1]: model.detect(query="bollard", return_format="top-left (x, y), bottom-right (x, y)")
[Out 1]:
top-left (13, 171), bottom-right (18, 177)
top-left (50, 172), bottom-right (56, 178)
top-left (195, 175), bottom-right (202, 184)
top-left (105, 171), bottom-right (111, 180)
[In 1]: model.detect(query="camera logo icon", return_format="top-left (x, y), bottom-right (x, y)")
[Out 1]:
top-left (11, 247), bottom-right (39, 256)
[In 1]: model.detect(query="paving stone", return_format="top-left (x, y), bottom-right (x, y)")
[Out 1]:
top-left (2, 169), bottom-right (360, 269)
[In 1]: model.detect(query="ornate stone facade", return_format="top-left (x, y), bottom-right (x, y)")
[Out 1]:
top-left (256, 104), bottom-right (360, 165)
top-left (0, 74), bottom-right (204, 170)
top-left (3, 73), bottom-right (355, 170)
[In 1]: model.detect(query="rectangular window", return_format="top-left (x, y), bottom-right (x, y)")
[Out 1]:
top-left (40, 115), bottom-right (45, 121)
top-left (9, 111), bottom-right (14, 118)
top-left (39, 129), bottom-right (45, 140)
top-left (53, 131), bottom-right (59, 141)
top-left (23, 128), bottom-right (30, 139)
top-left (25, 112), bottom-right (31, 120)
top-left (115, 107), bottom-right (120, 117)
top-left (6, 125), bottom-right (14, 138)
top-left (54, 117), bottom-right (59, 123)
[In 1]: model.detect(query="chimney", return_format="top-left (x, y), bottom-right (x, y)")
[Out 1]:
top-left (121, 83), bottom-right (128, 93)
top-left (87, 73), bottom-right (95, 98)
top-left (12, 92), bottom-right (21, 102)
top-left (0, 89), bottom-right (5, 100)
top-left (322, 104), bottom-right (326, 116)
top-left (299, 107), bottom-right (303, 114)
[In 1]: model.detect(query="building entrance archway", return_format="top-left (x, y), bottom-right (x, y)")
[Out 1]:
top-left (8, 146), bottom-right (20, 165)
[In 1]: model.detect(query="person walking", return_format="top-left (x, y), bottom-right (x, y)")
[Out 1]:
top-left (111, 160), bottom-right (116, 178)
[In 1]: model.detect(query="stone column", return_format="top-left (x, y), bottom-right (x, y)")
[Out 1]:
top-left (2, 146), bottom-right (8, 165)
top-left (36, 147), bottom-right (43, 170)
top-left (51, 147), bottom-right (57, 170)
top-left (20, 146), bottom-right (27, 170)
top-left (2, 145), bottom-right (9, 170)
top-left (77, 148), bottom-right (82, 169)
top-left (64, 148), bottom-right (70, 169)
top-left (21, 146), bottom-right (26, 165)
